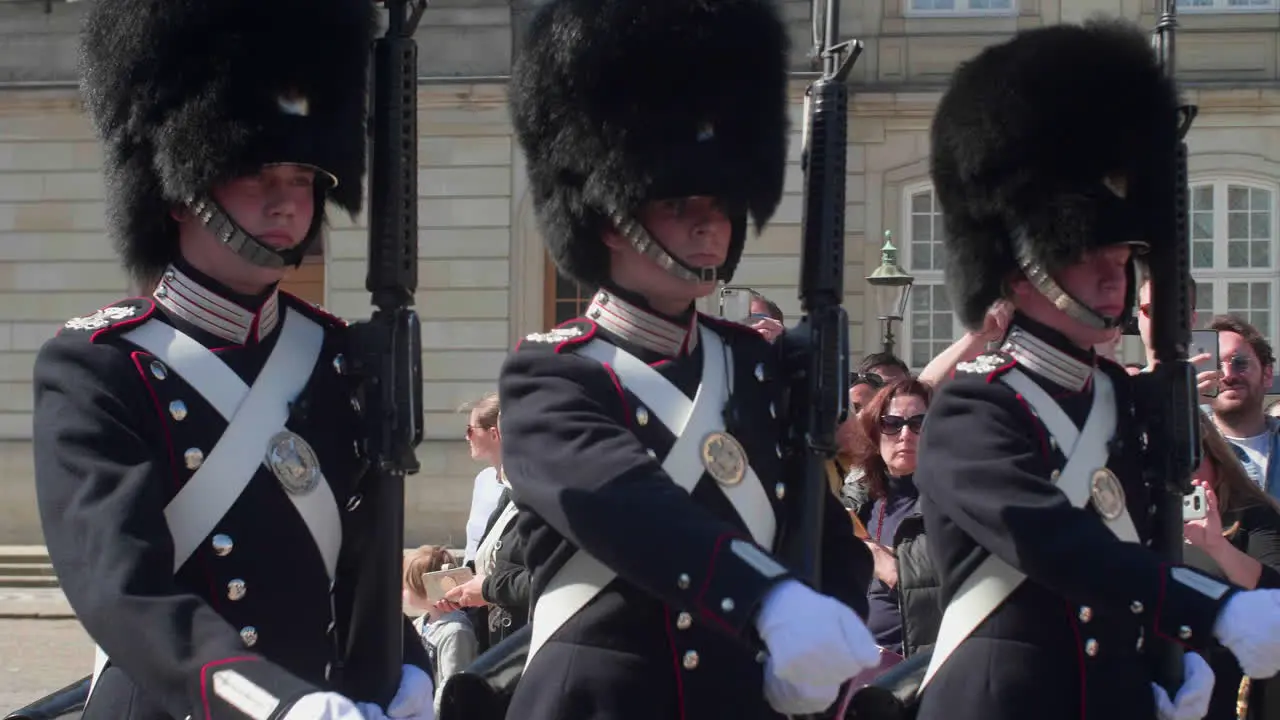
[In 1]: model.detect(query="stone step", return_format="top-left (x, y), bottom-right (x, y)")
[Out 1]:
top-left (0, 546), bottom-right (51, 565)
top-left (0, 574), bottom-right (59, 588)
top-left (0, 562), bottom-right (56, 577)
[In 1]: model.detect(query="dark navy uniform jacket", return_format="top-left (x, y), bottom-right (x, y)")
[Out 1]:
top-left (498, 286), bottom-right (873, 720)
top-left (915, 315), bottom-right (1238, 720)
top-left (32, 261), bottom-right (428, 720)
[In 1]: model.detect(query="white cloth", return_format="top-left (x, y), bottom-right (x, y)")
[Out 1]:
top-left (1215, 589), bottom-right (1280, 678)
top-left (463, 467), bottom-right (504, 563)
top-left (383, 665), bottom-right (434, 720)
top-left (283, 693), bottom-right (374, 720)
top-left (755, 579), bottom-right (880, 714)
top-left (1152, 652), bottom-right (1214, 720)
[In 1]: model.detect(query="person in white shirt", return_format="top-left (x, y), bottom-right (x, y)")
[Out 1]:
top-left (459, 393), bottom-right (505, 564)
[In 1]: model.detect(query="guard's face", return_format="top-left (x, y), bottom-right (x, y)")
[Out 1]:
top-left (1016, 245), bottom-right (1130, 348)
top-left (604, 196), bottom-right (732, 307)
top-left (1213, 331), bottom-right (1273, 418)
top-left (212, 164), bottom-right (317, 249)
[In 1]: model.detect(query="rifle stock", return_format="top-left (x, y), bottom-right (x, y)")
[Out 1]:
top-left (343, 0), bottom-right (427, 706)
top-left (1138, 0), bottom-right (1200, 695)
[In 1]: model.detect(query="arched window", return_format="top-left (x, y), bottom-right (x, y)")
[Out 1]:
top-left (899, 183), bottom-right (964, 370)
top-left (1188, 178), bottom-right (1278, 340)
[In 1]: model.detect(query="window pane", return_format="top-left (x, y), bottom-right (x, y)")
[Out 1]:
top-left (1195, 282), bottom-right (1214, 322)
top-left (911, 342), bottom-right (932, 369)
top-left (1229, 212), bottom-right (1250, 240)
top-left (1192, 240), bottom-right (1214, 268)
top-left (1254, 312), bottom-right (1271, 334)
top-left (1192, 185), bottom-right (1214, 210)
top-left (1252, 240), bottom-right (1270, 268)
top-left (1253, 212), bottom-right (1272, 240)
top-left (1229, 186), bottom-right (1249, 211)
top-left (1251, 282), bottom-right (1270, 308)
top-left (907, 284), bottom-right (958, 369)
top-left (1228, 240), bottom-right (1249, 268)
top-left (1228, 282), bottom-right (1248, 309)
top-left (1192, 212), bottom-right (1214, 240)
top-left (1252, 187), bottom-right (1272, 208)
top-left (911, 191), bottom-right (932, 213)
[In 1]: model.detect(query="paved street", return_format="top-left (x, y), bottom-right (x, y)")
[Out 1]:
top-left (0, 619), bottom-right (92, 713)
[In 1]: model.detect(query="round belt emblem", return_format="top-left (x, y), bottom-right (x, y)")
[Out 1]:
top-left (267, 430), bottom-right (321, 496)
top-left (1089, 468), bottom-right (1126, 521)
top-left (701, 431), bottom-right (748, 487)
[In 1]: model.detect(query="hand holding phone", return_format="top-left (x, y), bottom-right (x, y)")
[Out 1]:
top-left (1190, 329), bottom-right (1221, 399)
top-left (1183, 485), bottom-right (1208, 522)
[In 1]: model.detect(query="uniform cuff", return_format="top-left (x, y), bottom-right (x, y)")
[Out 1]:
top-left (192, 657), bottom-right (318, 720)
top-left (690, 534), bottom-right (791, 635)
top-left (1152, 564), bottom-right (1238, 652)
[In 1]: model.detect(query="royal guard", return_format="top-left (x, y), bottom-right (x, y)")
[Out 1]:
top-left (494, 0), bottom-right (882, 718)
top-left (32, 0), bottom-right (433, 718)
top-left (914, 18), bottom-right (1280, 720)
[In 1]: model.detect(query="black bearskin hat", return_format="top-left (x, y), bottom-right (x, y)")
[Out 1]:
top-left (930, 18), bottom-right (1179, 328)
top-left (509, 0), bottom-right (791, 287)
top-left (79, 0), bottom-right (376, 283)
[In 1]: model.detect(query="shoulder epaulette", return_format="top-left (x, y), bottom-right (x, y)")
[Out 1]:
top-left (515, 318), bottom-right (596, 353)
top-left (280, 292), bottom-right (347, 329)
top-left (58, 297), bottom-right (156, 340)
top-left (954, 351), bottom-right (1017, 382)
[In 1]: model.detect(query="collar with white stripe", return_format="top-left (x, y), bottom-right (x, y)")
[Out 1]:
top-left (1001, 324), bottom-right (1095, 393)
top-left (152, 264), bottom-right (281, 345)
top-left (584, 289), bottom-right (698, 358)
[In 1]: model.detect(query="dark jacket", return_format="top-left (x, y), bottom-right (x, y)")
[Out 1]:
top-left (847, 480), bottom-right (941, 658)
top-left (1184, 502), bottom-right (1280, 720)
top-left (478, 490), bottom-right (530, 648)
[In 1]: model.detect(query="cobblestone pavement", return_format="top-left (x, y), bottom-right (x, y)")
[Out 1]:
top-left (0, 619), bottom-right (93, 713)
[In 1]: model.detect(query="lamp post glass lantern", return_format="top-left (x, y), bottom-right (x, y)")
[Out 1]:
top-left (865, 230), bottom-right (915, 355)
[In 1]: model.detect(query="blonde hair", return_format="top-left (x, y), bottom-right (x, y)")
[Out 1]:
top-left (402, 545), bottom-right (457, 598)
top-left (459, 392), bottom-right (500, 430)
top-left (1199, 414), bottom-right (1280, 537)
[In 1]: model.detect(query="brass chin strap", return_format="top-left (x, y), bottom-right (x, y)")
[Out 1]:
top-left (609, 209), bottom-right (719, 283)
top-left (187, 196), bottom-right (308, 270)
top-left (1013, 229), bottom-right (1119, 331)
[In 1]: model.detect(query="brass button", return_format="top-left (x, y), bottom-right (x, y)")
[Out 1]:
top-left (721, 598), bottom-right (735, 613)
top-left (1179, 626), bottom-right (1192, 640)
top-left (774, 483), bottom-right (786, 500)
top-left (677, 573), bottom-right (691, 590)
top-left (169, 400), bottom-right (188, 421)
top-left (211, 534), bottom-right (233, 556)
top-left (646, 448), bottom-right (658, 459)
top-left (676, 612), bottom-right (692, 630)
top-left (1050, 470), bottom-right (1061, 482)
top-left (150, 361), bottom-right (167, 380)
top-left (682, 650), bottom-right (699, 670)
top-left (754, 364), bottom-right (765, 382)
top-left (1084, 639), bottom-right (1098, 657)
top-left (1078, 606), bottom-right (1092, 623)
top-left (636, 407), bottom-right (650, 427)
top-left (332, 354), bottom-right (347, 375)
top-left (240, 627), bottom-right (258, 647)
top-left (1130, 601), bottom-right (1144, 614)
top-left (227, 579), bottom-right (246, 602)
top-left (184, 448), bottom-right (204, 470)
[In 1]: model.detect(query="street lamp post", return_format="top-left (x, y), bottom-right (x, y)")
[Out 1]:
top-left (865, 230), bottom-right (916, 356)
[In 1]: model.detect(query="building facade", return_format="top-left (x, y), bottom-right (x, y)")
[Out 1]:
top-left (0, 0), bottom-right (1277, 544)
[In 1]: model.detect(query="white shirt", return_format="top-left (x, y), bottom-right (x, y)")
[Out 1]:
top-left (1226, 431), bottom-right (1272, 490)
top-left (463, 466), bottom-right (505, 564)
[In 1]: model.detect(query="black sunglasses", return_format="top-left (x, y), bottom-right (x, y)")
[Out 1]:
top-left (851, 372), bottom-right (885, 389)
top-left (880, 414), bottom-right (925, 436)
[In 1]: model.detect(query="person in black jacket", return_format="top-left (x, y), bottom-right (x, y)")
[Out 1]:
top-left (495, 0), bottom-right (881, 718)
top-left (915, 18), bottom-right (1280, 720)
top-left (31, 0), bottom-right (433, 718)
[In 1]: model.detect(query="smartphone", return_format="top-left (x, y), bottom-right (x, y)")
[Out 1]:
top-left (422, 566), bottom-right (475, 603)
top-left (718, 286), bottom-right (754, 323)
top-left (1190, 329), bottom-right (1220, 398)
top-left (1183, 485), bottom-right (1208, 522)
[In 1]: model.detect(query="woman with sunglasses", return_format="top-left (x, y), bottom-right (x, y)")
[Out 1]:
top-left (845, 379), bottom-right (941, 660)
top-left (1182, 414), bottom-right (1280, 720)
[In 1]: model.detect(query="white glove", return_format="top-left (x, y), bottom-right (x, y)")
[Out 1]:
top-left (1214, 589), bottom-right (1280, 678)
top-left (762, 672), bottom-right (842, 716)
top-left (283, 692), bottom-right (381, 720)
top-left (754, 580), bottom-right (880, 691)
top-left (1152, 652), bottom-right (1214, 720)
top-left (384, 665), bottom-right (435, 720)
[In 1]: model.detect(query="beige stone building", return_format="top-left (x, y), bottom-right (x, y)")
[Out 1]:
top-left (0, 0), bottom-right (1277, 544)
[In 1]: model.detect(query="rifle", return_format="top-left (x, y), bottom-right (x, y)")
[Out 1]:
top-left (1135, 0), bottom-right (1200, 695)
top-left (343, 0), bottom-right (428, 706)
top-left (777, 0), bottom-right (862, 590)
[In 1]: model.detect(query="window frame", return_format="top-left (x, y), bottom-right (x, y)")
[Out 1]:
top-left (1176, 0), bottom-right (1278, 14)
top-left (542, 255), bottom-right (592, 329)
top-left (903, 0), bottom-right (1017, 18)
top-left (897, 182), bottom-right (966, 371)
top-left (1187, 176), bottom-right (1279, 344)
